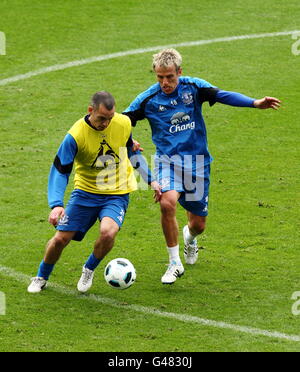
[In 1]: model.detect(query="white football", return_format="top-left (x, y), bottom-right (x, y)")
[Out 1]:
top-left (104, 258), bottom-right (136, 289)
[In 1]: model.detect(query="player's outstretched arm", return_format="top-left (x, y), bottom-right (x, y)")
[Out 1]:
top-left (253, 96), bottom-right (281, 110)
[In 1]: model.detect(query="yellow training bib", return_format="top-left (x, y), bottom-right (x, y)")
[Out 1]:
top-left (68, 113), bottom-right (137, 194)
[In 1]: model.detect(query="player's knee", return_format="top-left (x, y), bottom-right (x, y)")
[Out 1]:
top-left (100, 227), bottom-right (117, 244)
top-left (52, 233), bottom-right (71, 248)
top-left (160, 198), bottom-right (176, 216)
top-left (190, 220), bottom-right (206, 235)
top-left (197, 223), bottom-right (206, 235)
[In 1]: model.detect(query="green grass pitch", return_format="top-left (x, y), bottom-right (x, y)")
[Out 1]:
top-left (0, 0), bottom-right (299, 352)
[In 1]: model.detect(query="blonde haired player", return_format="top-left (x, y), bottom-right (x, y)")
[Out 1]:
top-left (124, 48), bottom-right (281, 284)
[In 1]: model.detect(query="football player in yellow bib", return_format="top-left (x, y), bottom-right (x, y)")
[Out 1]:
top-left (28, 91), bottom-right (161, 294)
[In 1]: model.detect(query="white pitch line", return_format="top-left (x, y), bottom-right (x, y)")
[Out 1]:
top-left (0, 265), bottom-right (299, 343)
top-left (0, 30), bottom-right (299, 87)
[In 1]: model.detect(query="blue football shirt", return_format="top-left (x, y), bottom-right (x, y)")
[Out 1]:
top-left (124, 76), bottom-right (255, 168)
top-left (124, 76), bottom-right (219, 166)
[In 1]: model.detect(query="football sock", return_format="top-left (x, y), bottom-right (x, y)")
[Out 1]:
top-left (185, 226), bottom-right (197, 244)
top-left (167, 245), bottom-right (181, 264)
top-left (37, 260), bottom-right (55, 280)
top-left (85, 253), bottom-right (102, 271)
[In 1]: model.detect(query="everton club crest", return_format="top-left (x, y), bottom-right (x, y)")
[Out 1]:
top-left (181, 92), bottom-right (194, 105)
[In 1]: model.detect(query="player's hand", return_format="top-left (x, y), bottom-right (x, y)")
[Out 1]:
top-left (151, 181), bottom-right (162, 203)
top-left (49, 207), bottom-right (65, 226)
top-left (132, 139), bottom-right (144, 152)
top-left (254, 96), bottom-right (281, 110)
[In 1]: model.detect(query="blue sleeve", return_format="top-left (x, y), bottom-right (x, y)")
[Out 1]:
top-left (126, 135), bottom-right (154, 185)
top-left (216, 90), bottom-right (256, 107)
top-left (185, 78), bottom-right (255, 107)
top-left (48, 133), bottom-right (78, 209)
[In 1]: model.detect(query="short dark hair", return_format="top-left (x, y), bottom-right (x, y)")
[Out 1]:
top-left (91, 91), bottom-right (115, 110)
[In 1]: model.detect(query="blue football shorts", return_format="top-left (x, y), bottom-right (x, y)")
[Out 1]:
top-left (155, 160), bottom-right (211, 217)
top-left (56, 193), bottom-right (129, 241)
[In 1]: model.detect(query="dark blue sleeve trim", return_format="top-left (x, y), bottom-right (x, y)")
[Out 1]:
top-left (123, 90), bottom-right (160, 126)
top-left (126, 133), bottom-right (134, 149)
top-left (198, 87), bottom-right (220, 106)
top-left (54, 133), bottom-right (78, 172)
top-left (53, 155), bottom-right (73, 174)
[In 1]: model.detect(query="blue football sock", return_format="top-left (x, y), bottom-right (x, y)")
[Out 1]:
top-left (37, 260), bottom-right (55, 280)
top-left (85, 253), bottom-right (102, 271)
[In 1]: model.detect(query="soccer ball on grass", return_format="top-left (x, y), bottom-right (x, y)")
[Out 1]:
top-left (104, 258), bottom-right (136, 289)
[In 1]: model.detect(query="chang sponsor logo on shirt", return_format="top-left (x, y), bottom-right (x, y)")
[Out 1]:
top-left (169, 112), bottom-right (195, 134)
